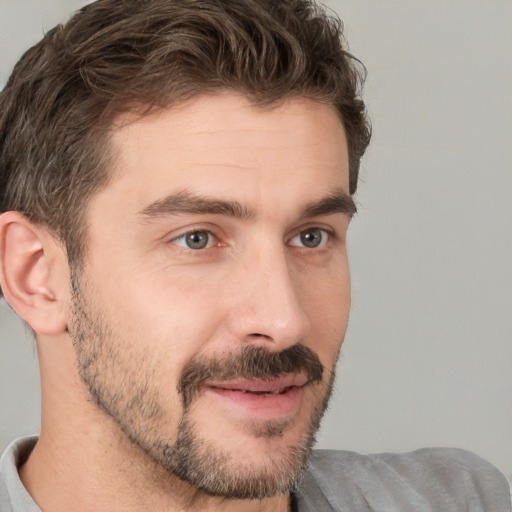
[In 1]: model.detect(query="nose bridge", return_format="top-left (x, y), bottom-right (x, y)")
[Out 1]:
top-left (230, 240), bottom-right (310, 348)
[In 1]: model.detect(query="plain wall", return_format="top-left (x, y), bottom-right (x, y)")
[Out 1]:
top-left (1, 0), bottom-right (511, 480)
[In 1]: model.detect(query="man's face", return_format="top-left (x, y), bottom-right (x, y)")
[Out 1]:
top-left (69, 94), bottom-right (353, 499)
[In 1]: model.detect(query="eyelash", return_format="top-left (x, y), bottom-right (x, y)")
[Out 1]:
top-left (171, 229), bottom-right (221, 250)
top-left (170, 226), bottom-right (333, 251)
top-left (288, 227), bottom-right (332, 249)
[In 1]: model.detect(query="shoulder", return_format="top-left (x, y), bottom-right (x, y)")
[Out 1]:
top-left (0, 436), bottom-right (40, 512)
top-left (296, 448), bottom-right (511, 512)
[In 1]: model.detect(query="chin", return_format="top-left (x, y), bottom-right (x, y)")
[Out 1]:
top-left (149, 390), bottom-right (326, 500)
top-left (166, 416), bottom-right (317, 499)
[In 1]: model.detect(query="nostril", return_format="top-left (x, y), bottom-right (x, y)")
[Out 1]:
top-left (248, 333), bottom-right (272, 340)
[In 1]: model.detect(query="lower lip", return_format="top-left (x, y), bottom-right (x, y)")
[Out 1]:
top-left (205, 385), bottom-right (304, 419)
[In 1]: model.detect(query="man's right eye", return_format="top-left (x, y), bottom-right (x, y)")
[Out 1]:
top-left (171, 230), bottom-right (216, 250)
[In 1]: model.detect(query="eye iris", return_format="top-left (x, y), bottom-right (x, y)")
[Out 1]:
top-left (300, 229), bottom-right (323, 248)
top-left (185, 231), bottom-right (209, 249)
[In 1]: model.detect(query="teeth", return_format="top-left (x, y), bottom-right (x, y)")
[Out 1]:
top-left (261, 388), bottom-right (286, 396)
top-left (236, 387), bottom-right (288, 395)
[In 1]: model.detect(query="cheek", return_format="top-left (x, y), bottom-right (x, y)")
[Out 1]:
top-left (296, 249), bottom-right (350, 313)
top-left (296, 259), bottom-right (350, 359)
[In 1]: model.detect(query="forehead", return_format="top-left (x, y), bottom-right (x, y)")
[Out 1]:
top-left (98, 93), bottom-right (349, 216)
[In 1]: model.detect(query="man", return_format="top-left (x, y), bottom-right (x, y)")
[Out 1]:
top-left (0, 0), bottom-right (509, 511)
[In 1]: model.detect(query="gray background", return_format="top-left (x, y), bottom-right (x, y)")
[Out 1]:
top-left (1, 0), bottom-right (511, 481)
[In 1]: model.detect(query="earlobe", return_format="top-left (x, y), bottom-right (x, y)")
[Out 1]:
top-left (0, 211), bottom-right (68, 335)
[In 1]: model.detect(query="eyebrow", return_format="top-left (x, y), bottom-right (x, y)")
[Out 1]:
top-left (301, 191), bottom-right (357, 219)
top-left (139, 190), bottom-right (255, 221)
top-left (138, 188), bottom-right (356, 221)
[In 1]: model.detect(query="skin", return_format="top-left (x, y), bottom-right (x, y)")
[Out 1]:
top-left (1, 93), bottom-right (353, 512)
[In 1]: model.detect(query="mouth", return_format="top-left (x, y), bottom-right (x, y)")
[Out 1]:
top-left (234, 387), bottom-right (292, 396)
top-left (205, 374), bottom-right (311, 419)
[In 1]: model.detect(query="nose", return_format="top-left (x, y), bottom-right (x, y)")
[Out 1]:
top-left (226, 246), bottom-right (311, 350)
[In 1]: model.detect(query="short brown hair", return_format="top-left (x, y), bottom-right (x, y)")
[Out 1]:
top-left (0, 0), bottom-right (370, 270)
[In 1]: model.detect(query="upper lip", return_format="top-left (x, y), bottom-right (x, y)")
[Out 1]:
top-left (207, 374), bottom-right (309, 393)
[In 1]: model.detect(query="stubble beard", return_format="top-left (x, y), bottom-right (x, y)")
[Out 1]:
top-left (68, 271), bottom-right (337, 500)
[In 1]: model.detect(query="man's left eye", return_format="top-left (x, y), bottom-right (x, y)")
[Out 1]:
top-left (289, 228), bottom-right (330, 249)
top-left (172, 230), bottom-right (216, 250)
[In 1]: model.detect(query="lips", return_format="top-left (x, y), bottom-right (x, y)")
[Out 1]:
top-left (205, 374), bottom-right (310, 419)
top-left (178, 343), bottom-right (324, 409)
top-left (208, 374), bottom-right (309, 393)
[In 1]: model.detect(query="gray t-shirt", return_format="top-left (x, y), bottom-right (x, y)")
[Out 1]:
top-left (1, 437), bottom-right (510, 511)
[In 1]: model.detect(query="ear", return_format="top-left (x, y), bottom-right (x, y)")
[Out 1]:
top-left (0, 211), bottom-right (69, 335)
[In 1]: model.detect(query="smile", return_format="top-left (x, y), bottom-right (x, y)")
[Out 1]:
top-left (237, 387), bottom-right (290, 396)
top-left (205, 375), bottom-right (310, 419)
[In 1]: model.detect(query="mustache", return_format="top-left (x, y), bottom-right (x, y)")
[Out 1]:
top-left (178, 343), bottom-right (324, 409)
